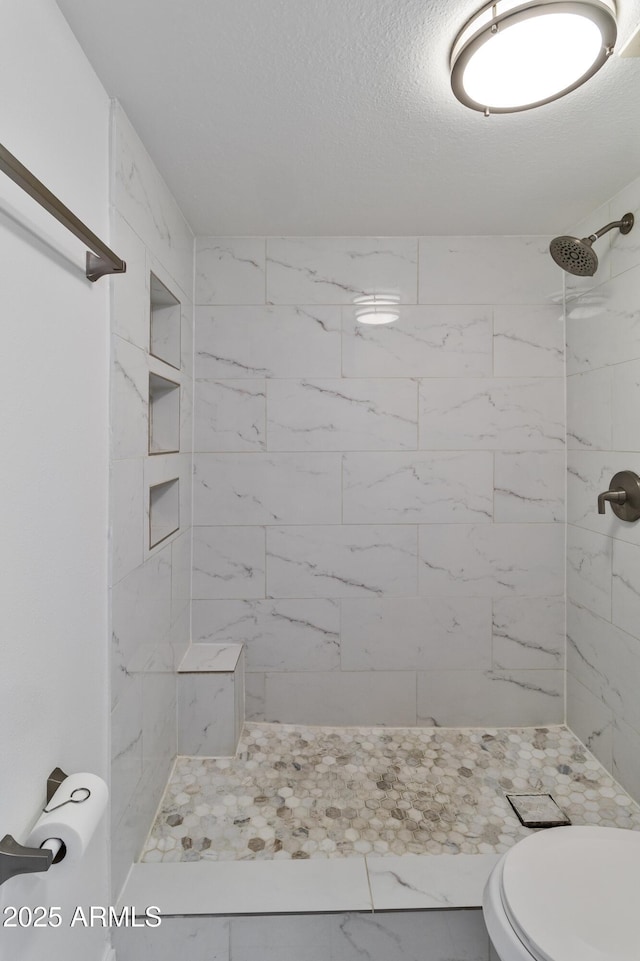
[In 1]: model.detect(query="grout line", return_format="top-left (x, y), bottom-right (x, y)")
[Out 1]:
top-left (262, 525), bottom-right (268, 602)
top-left (562, 270), bottom-right (568, 726)
top-left (363, 857), bottom-right (375, 914)
top-left (263, 237), bottom-right (267, 305)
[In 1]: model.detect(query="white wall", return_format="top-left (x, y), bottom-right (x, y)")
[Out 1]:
top-left (0, 1), bottom-right (111, 958)
top-left (565, 173), bottom-right (640, 803)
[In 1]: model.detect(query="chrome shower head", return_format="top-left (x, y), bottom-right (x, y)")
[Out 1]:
top-left (550, 213), bottom-right (634, 277)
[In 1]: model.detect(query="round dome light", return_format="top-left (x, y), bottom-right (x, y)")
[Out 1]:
top-left (355, 309), bottom-right (400, 325)
top-left (354, 295), bottom-right (400, 325)
top-left (450, 0), bottom-right (617, 114)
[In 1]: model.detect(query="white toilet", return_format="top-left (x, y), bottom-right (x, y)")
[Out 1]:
top-left (482, 825), bottom-right (640, 961)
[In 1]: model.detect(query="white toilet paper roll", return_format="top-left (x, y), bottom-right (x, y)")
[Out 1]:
top-left (26, 773), bottom-right (108, 863)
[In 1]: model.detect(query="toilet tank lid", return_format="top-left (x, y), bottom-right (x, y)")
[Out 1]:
top-left (501, 826), bottom-right (640, 961)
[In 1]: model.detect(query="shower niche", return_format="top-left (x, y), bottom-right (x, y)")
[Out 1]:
top-left (149, 477), bottom-right (180, 549)
top-left (149, 371), bottom-right (180, 454)
top-left (149, 272), bottom-right (181, 369)
top-left (146, 270), bottom-right (182, 551)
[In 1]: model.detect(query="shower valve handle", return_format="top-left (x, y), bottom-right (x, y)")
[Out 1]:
top-left (597, 489), bottom-right (626, 514)
top-left (597, 471), bottom-right (640, 522)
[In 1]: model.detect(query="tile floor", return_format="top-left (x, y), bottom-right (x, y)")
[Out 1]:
top-left (141, 723), bottom-right (640, 862)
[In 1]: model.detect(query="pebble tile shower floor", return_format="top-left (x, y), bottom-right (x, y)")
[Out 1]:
top-left (141, 723), bottom-right (640, 862)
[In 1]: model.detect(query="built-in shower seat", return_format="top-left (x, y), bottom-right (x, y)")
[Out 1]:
top-left (177, 643), bottom-right (245, 758)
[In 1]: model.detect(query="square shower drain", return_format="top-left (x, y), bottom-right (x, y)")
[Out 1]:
top-left (506, 794), bottom-right (571, 828)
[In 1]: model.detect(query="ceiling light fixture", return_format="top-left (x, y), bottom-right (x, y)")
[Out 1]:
top-left (450, 0), bottom-right (617, 115)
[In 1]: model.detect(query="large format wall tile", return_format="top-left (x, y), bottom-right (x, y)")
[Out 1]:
top-left (492, 596), bottom-right (564, 670)
top-left (266, 526), bottom-right (418, 597)
top-left (112, 336), bottom-right (148, 460)
top-left (194, 379), bottom-right (266, 452)
top-left (196, 237), bottom-right (266, 305)
top-left (191, 233), bottom-right (567, 733)
top-left (419, 378), bottom-right (564, 450)
top-left (142, 671), bottom-right (176, 772)
top-left (342, 305), bottom-right (492, 377)
top-left (264, 671), bottom-right (417, 725)
top-left (418, 524), bottom-right (564, 596)
top-left (343, 451), bottom-right (493, 523)
top-left (245, 673), bottom-right (266, 720)
top-left (193, 453), bottom-right (342, 526)
top-left (567, 525), bottom-right (612, 621)
top-left (195, 305), bottom-right (341, 379)
top-left (267, 379), bottom-right (418, 451)
top-left (567, 451), bottom-right (640, 547)
top-left (192, 598), bottom-right (341, 672)
top-left (111, 457), bottom-right (144, 585)
top-left (171, 528), bottom-right (192, 627)
top-left (140, 674), bottom-right (176, 826)
top-left (112, 104), bottom-right (193, 297)
top-left (611, 358), bottom-right (640, 452)
top-left (567, 602), bottom-right (640, 736)
top-left (110, 105), bottom-right (195, 899)
top-left (111, 212), bottom-right (149, 351)
top-left (418, 236), bottom-right (558, 305)
top-left (566, 672), bottom-right (613, 771)
top-left (493, 451), bottom-right (565, 523)
top-left (230, 911), bottom-right (488, 961)
top-left (178, 672), bottom-right (238, 756)
top-left (609, 175), bottom-right (640, 280)
top-left (567, 368), bottom-right (612, 451)
top-left (111, 549), bottom-right (172, 710)
top-left (493, 305), bottom-right (564, 377)
top-left (417, 669), bottom-right (563, 726)
top-left (266, 237), bottom-right (418, 304)
top-left (113, 910), bottom-right (489, 961)
top-left (192, 527), bottom-right (265, 599)
top-left (110, 675), bottom-right (143, 829)
top-left (612, 538), bottom-right (640, 637)
top-left (340, 596), bottom-right (492, 671)
top-left (114, 918), bottom-right (230, 961)
top-left (566, 265), bottom-right (640, 375)
top-left (612, 717), bottom-right (640, 802)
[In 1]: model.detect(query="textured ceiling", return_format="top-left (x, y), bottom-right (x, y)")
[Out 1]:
top-left (55, 0), bottom-right (640, 235)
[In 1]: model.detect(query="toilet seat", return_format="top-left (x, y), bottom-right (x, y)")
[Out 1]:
top-left (486, 826), bottom-right (640, 961)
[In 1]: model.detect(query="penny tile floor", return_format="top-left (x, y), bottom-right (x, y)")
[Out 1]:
top-left (141, 723), bottom-right (640, 862)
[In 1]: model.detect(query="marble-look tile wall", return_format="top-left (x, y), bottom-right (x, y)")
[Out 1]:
top-left (114, 910), bottom-right (490, 961)
top-left (565, 172), bottom-right (640, 804)
top-left (193, 236), bottom-right (565, 727)
top-left (110, 104), bottom-right (194, 897)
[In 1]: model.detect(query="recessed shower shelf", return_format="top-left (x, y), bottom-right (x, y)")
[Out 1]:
top-left (149, 478), bottom-right (180, 549)
top-left (150, 272), bottom-right (181, 370)
top-left (149, 372), bottom-right (180, 455)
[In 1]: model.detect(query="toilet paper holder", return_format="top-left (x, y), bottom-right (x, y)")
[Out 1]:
top-left (0, 767), bottom-right (69, 886)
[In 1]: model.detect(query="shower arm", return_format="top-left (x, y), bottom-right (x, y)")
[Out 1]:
top-left (585, 214), bottom-right (635, 243)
